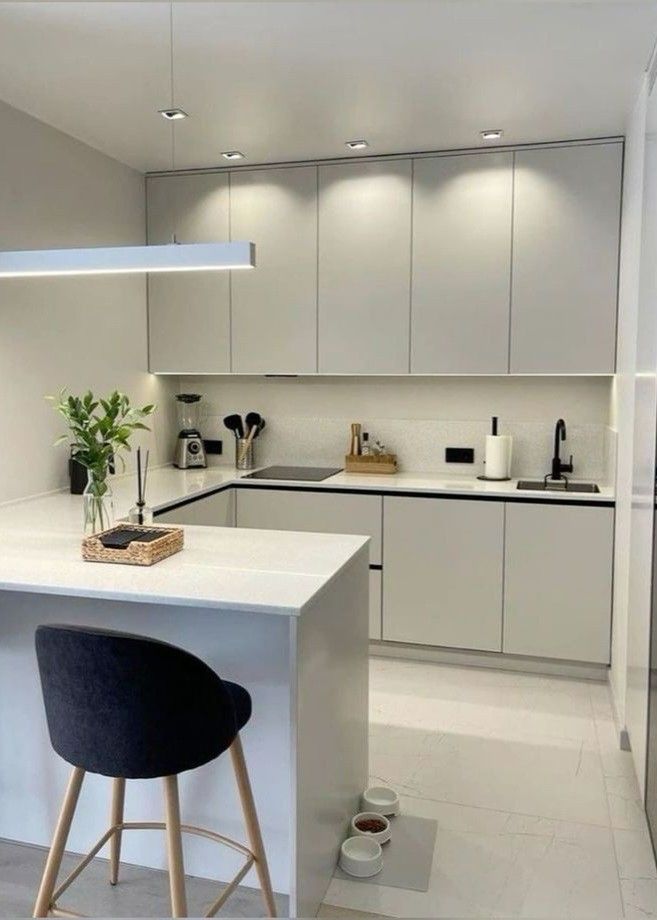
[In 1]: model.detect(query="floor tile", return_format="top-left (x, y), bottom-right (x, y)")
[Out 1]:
top-left (318, 905), bottom-right (393, 919)
top-left (614, 826), bottom-right (657, 880)
top-left (606, 774), bottom-right (647, 831)
top-left (595, 716), bottom-right (638, 780)
top-left (325, 794), bottom-right (623, 918)
top-left (371, 725), bottom-right (609, 827)
top-left (621, 878), bottom-right (657, 918)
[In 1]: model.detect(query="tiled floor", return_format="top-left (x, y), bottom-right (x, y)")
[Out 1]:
top-left (2, 657), bottom-right (655, 919)
top-left (323, 656), bottom-right (657, 919)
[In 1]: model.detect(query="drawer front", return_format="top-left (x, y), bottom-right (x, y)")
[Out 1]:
top-left (235, 488), bottom-right (382, 565)
top-left (155, 490), bottom-right (235, 527)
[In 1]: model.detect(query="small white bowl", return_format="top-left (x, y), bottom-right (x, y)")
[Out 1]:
top-left (339, 835), bottom-right (383, 878)
top-left (350, 811), bottom-right (391, 845)
top-left (361, 785), bottom-right (400, 816)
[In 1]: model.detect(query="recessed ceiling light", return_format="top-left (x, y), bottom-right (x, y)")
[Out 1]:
top-left (159, 108), bottom-right (188, 121)
top-left (345, 140), bottom-right (369, 150)
top-left (480, 129), bottom-right (504, 141)
top-left (222, 151), bottom-right (245, 161)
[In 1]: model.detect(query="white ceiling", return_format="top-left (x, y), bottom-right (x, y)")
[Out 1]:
top-left (0, 1), bottom-right (655, 174)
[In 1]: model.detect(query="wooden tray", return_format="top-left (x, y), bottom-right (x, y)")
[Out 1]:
top-left (82, 523), bottom-right (184, 566)
top-left (344, 453), bottom-right (398, 475)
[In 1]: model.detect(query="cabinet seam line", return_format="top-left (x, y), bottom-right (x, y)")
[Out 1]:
top-left (501, 502), bottom-right (507, 652)
top-left (508, 151), bottom-right (515, 374)
top-left (316, 165), bottom-right (320, 373)
top-left (228, 171), bottom-right (233, 373)
top-left (408, 159), bottom-right (414, 374)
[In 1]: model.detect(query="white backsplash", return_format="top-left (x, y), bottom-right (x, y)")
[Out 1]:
top-left (185, 374), bottom-right (615, 483)
top-left (205, 412), bottom-right (609, 481)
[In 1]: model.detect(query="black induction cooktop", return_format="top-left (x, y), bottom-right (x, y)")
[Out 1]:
top-left (242, 465), bottom-right (342, 482)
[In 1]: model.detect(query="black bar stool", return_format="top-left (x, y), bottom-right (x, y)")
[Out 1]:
top-left (33, 624), bottom-right (276, 919)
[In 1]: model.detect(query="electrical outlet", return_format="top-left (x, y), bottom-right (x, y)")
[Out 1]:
top-left (445, 447), bottom-right (474, 464)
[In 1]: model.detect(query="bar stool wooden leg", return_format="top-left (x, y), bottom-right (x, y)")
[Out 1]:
top-left (163, 775), bottom-right (188, 918)
top-left (33, 766), bottom-right (85, 918)
top-left (109, 777), bottom-right (125, 886)
top-left (229, 735), bottom-right (277, 918)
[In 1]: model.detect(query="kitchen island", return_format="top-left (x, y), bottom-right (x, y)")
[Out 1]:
top-left (0, 483), bottom-right (369, 918)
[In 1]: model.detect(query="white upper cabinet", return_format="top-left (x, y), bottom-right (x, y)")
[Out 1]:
top-left (147, 174), bottom-right (231, 373)
top-left (230, 166), bottom-right (318, 373)
top-left (510, 143), bottom-right (622, 373)
top-left (318, 160), bottom-right (412, 374)
top-left (411, 153), bottom-right (513, 373)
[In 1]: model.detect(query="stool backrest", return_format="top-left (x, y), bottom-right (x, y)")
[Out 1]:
top-left (35, 624), bottom-right (238, 778)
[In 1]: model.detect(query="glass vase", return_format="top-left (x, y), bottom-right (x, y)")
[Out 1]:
top-left (83, 471), bottom-right (114, 535)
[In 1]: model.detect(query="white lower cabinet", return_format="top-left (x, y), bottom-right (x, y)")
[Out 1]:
top-left (155, 489), bottom-right (235, 527)
top-left (382, 496), bottom-right (505, 651)
top-left (235, 488), bottom-right (382, 565)
top-left (503, 503), bottom-right (613, 663)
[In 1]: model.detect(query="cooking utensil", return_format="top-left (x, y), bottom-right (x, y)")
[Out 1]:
top-left (223, 414), bottom-right (244, 439)
top-left (245, 411), bottom-right (262, 436)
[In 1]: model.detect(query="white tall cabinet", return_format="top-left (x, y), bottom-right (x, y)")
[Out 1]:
top-left (317, 160), bottom-right (412, 373)
top-left (147, 174), bottom-right (231, 373)
top-left (411, 152), bottom-right (513, 373)
top-left (230, 166), bottom-right (318, 373)
top-left (146, 141), bottom-right (622, 376)
top-left (510, 143), bottom-right (622, 373)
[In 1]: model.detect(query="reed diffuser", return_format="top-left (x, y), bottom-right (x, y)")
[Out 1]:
top-left (128, 447), bottom-right (153, 525)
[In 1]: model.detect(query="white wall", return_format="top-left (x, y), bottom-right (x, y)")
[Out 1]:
top-left (0, 100), bottom-right (176, 503)
top-left (610, 78), bottom-right (648, 736)
top-left (182, 374), bottom-right (613, 477)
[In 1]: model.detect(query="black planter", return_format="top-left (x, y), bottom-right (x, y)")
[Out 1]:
top-left (69, 457), bottom-right (87, 495)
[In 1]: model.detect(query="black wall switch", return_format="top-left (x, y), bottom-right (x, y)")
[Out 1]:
top-left (203, 439), bottom-right (223, 455)
top-left (445, 447), bottom-right (474, 464)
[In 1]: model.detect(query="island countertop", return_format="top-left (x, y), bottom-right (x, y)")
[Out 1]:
top-left (0, 473), bottom-right (368, 614)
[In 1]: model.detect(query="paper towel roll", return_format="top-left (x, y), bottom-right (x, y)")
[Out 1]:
top-left (484, 435), bottom-right (513, 480)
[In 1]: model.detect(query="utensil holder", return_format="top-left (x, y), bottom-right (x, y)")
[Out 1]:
top-left (235, 438), bottom-right (254, 470)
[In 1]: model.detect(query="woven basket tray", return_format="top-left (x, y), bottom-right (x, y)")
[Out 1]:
top-left (344, 453), bottom-right (398, 474)
top-left (82, 523), bottom-right (184, 567)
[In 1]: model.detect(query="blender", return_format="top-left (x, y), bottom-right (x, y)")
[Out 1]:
top-left (173, 394), bottom-right (207, 469)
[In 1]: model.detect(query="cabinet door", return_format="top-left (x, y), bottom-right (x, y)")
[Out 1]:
top-left (510, 143), bottom-right (622, 373)
top-left (503, 503), bottom-right (613, 663)
top-left (369, 570), bottom-right (382, 641)
top-left (235, 488), bottom-right (382, 565)
top-left (411, 153), bottom-right (513, 373)
top-left (383, 496), bottom-right (504, 651)
top-left (231, 166), bottom-right (318, 373)
top-left (155, 490), bottom-right (235, 527)
top-left (318, 160), bottom-right (412, 373)
top-left (147, 174), bottom-right (231, 373)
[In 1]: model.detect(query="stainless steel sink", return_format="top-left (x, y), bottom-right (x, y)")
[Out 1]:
top-left (517, 480), bottom-right (600, 494)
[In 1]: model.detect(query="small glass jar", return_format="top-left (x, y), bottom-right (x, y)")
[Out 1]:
top-left (128, 503), bottom-right (154, 526)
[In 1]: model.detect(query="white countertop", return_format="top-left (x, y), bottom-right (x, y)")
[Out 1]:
top-left (0, 470), bottom-right (368, 616)
top-left (0, 464), bottom-right (613, 615)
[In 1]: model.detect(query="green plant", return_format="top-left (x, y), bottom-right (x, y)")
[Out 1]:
top-left (49, 389), bottom-right (155, 531)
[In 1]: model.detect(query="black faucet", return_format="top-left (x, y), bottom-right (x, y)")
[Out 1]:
top-left (551, 418), bottom-right (574, 481)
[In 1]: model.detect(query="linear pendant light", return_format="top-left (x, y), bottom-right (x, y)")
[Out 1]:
top-left (0, 242), bottom-right (255, 278)
top-left (0, 3), bottom-right (254, 280)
